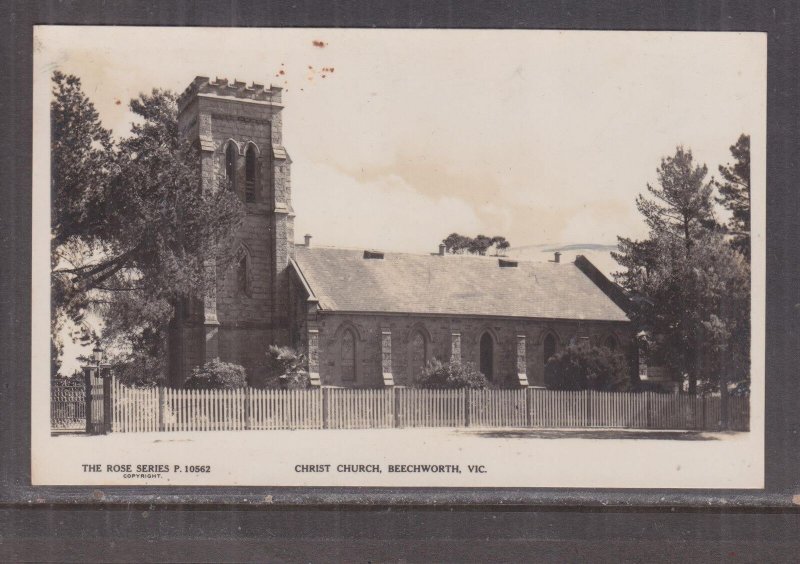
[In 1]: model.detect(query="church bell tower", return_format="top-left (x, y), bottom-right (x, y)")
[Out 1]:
top-left (168, 77), bottom-right (295, 386)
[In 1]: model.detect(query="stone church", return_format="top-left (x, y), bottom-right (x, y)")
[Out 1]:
top-left (167, 76), bottom-right (632, 389)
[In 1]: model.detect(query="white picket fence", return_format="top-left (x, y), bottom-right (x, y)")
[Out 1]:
top-left (111, 380), bottom-right (750, 433)
top-left (112, 380), bottom-right (322, 432)
top-left (398, 388), bottom-right (465, 428)
top-left (326, 387), bottom-right (393, 429)
top-left (469, 389), bottom-right (527, 428)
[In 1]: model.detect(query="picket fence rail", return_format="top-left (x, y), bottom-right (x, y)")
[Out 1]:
top-left (110, 380), bottom-right (750, 434)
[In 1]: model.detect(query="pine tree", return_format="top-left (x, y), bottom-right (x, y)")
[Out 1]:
top-left (715, 134), bottom-right (750, 259)
top-left (613, 146), bottom-right (749, 398)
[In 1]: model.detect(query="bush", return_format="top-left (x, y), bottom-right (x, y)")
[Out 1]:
top-left (264, 345), bottom-right (311, 389)
top-left (184, 359), bottom-right (247, 390)
top-left (544, 345), bottom-right (630, 391)
top-left (109, 353), bottom-right (163, 388)
top-left (413, 359), bottom-right (490, 389)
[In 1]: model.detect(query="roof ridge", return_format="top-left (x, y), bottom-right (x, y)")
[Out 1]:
top-left (296, 244), bottom-right (568, 265)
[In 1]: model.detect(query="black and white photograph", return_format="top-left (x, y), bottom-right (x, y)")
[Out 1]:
top-left (33, 27), bottom-right (765, 488)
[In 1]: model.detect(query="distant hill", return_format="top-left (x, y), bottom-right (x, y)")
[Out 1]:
top-left (505, 242), bottom-right (621, 279)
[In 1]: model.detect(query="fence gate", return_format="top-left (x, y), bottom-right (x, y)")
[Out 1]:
top-left (84, 367), bottom-right (112, 434)
top-left (51, 382), bottom-right (86, 431)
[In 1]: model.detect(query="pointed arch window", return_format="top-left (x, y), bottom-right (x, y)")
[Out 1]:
top-left (604, 335), bottom-right (618, 351)
top-left (245, 145), bottom-right (257, 203)
top-left (408, 331), bottom-right (427, 383)
top-left (341, 330), bottom-right (356, 382)
top-left (225, 143), bottom-right (237, 192)
top-left (479, 332), bottom-right (494, 380)
top-left (236, 253), bottom-right (249, 296)
top-left (233, 245), bottom-right (251, 297)
top-left (543, 333), bottom-right (557, 366)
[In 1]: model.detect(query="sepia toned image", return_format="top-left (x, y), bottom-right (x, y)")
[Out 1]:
top-left (32, 27), bottom-right (765, 488)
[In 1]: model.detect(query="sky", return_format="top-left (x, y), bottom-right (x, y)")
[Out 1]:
top-left (34, 27), bottom-right (766, 372)
top-left (36, 27), bottom-right (765, 252)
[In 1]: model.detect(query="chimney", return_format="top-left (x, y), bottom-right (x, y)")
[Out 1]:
top-left (554, 251), bottom-right (561, 263)
top-left (304, 234), bottom-right (312, 247)
top-left (438, 243), bottom-right (446, 256)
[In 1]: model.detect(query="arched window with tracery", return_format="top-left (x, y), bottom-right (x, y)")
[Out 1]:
top-left (408, 331), bottom-right (427, 383)
top-left (225, 142), bottom-right (237, 192)
top-left (543, 333), bottom-right (557, 366)
top-left (341, 330), bottom-right (356, 382)
top-left (479, 332), bottom-right (494, 380)
top-left (245, 145), bottom-right (257, 203)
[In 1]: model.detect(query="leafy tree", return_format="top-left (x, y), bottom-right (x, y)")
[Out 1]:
top-left (50, 72), bottom-right (244, 381)
top-left (613, 146), bottom-right (750, 401)
top-left (715, 134), bottom-right (750, 259)
top-left (184, 359), bottom-right (247, 390)
top-left (442, 233), bottom-right (472, 254)
top-left (442, 233), bottom-right (510, 256)
top-left (544, 345), bottom-right (630, 391)
top-left (413, 359), bottom-right (489, 389)
top-left (265, 345), bottom-right (311, 389)
top-left (491, 236), bottom-right (511, 254)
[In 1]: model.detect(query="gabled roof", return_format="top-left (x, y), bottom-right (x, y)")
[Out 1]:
top-left (291, 246), bottom-right (630, 322)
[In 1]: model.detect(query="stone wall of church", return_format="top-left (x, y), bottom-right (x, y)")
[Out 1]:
top-left (310, 313), bottom-right (633, 389)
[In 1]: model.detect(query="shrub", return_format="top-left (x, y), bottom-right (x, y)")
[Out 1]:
top-left (109, 354), bottom-right (163, 388)
top-left (544, 345), bottom-right (630, 391)
top-left (264, 345), bottom-right (311, 389)
top-left (184, 359), bottom-right (247, 390)
top-left (413, 358), bottom-right (490, 389)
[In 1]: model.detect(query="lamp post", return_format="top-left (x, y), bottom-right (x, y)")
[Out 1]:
top-left (92, 345), bottom-right (103, 366)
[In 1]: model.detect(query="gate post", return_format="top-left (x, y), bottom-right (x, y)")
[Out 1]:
top-left (101, 367), bottom-right (113, 434)
top-left (84, 366), bottom-right (94, 434)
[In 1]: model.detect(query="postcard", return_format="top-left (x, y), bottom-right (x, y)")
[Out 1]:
top-left (33, 27), bottom-right (765, 488)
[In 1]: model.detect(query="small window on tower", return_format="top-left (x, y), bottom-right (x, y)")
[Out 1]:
top-left (236, 254), bottom-right (249, 296)
top-left (245, 145), bottom-right (257, 203)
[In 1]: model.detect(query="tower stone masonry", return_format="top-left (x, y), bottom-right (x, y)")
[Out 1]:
top-left (167, 77), bottom-right (295, 386)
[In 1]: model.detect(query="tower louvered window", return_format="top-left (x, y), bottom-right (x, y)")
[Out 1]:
top-left (245, 145), bottom-right (257, 203)
top-left (225, 143), bottom-right (237, 192)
